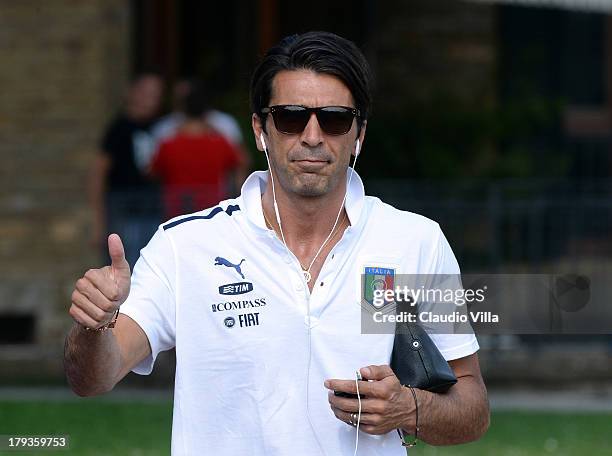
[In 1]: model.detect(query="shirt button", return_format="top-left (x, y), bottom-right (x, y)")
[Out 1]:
top-left (295, 282), bottom-right (304, 291)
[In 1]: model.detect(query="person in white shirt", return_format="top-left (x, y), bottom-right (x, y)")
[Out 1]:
top-left (64, 31), bottom-right (489, 455)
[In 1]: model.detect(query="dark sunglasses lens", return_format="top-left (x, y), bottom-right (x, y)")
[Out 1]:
top-left (318, 107), bottom-right (354, 135)
top-left (273, 107), bottom-right (309, 134)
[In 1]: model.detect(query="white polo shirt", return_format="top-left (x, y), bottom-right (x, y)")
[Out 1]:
top-left (120, 170), bottom-right (479, 455)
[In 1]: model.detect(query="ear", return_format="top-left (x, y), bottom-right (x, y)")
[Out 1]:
top-left (252, 113), bottom-right (266, 152)
top-left (353, 120), bottom-right (367, 157)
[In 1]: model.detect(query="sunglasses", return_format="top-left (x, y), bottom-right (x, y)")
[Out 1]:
top-left (261, 105), bottom-right (360, 135)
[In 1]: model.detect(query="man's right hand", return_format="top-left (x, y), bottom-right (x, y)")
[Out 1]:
top-left (69, 234), bottom-right (132, 330)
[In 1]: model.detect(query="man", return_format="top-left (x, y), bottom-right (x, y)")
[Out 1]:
top-left (135, 78), bottom-right (251, 192)
top-left (65, 32), bottom-right (489, 455)
top-left (149, 83), bottom-right (249, 219)
top-left (90, 72), bottom-right (163, 267)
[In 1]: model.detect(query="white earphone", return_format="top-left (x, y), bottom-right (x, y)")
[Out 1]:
top-left (259, 128), bottom-right (362, 456)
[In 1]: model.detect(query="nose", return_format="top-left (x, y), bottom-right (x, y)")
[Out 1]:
top-left (300, 112), bottom-right (324, 148)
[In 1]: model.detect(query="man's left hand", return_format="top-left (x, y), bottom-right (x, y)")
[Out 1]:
top-left (324, 364), bottom-right (415, 435)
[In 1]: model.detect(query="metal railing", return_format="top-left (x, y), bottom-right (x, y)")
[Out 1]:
top-left (367, 178), bottom-right (612, 272)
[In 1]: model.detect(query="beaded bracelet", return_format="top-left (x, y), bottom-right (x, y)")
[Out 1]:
top-left (84, 308), bottom-right (120, 331)
top-left (397, 385), bottom-right (419, 447)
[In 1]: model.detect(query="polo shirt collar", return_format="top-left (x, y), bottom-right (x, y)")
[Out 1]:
top-left (240, 169), bottom-right (366, 231)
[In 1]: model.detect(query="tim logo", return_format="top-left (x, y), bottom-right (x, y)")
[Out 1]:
top-left (219, 282), bottom-right (253, 295)
top-left (239, 312), bottom-right (260, 327)
top-left (214, 257), bottom-right (246, 279)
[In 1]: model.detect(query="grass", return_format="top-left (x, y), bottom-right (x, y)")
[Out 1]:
top-left (0, 400), bottom-right (171, 455)
top-left (410, 411), bottom-right (612, 456)
top-left (0, 401), bottom-right (610, 455)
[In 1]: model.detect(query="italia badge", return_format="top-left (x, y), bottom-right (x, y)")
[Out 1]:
top-left (363, 266), bottom-right (396, 309)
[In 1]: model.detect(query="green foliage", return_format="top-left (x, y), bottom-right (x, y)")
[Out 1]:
top-left (362, 93), bottom-right (568, 179)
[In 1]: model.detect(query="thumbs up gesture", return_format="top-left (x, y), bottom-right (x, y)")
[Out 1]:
top-left (69, 234), bottom-right (132, 330)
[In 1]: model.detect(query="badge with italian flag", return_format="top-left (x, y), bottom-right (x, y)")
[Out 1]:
top-left (363, 266), bottom-right (395, 308)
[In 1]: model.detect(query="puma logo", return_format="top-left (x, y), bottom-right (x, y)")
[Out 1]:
top-left (214, 257), bottom-right (246, 279)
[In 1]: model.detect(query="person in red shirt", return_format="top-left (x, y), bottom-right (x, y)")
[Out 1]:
top-left (150, 84), bottom-right (249, 219)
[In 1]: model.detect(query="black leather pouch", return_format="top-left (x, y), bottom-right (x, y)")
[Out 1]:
top-left (390, 321), bottom-right (457, 393)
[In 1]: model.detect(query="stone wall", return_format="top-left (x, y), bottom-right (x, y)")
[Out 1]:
top-left (0, 0), bottom-right (131, 378)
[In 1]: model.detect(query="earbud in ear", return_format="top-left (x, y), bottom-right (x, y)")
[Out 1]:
top-left (355, 138), bottom-right (361, 156)
top-left (260, 133), bottom-right (267, 151)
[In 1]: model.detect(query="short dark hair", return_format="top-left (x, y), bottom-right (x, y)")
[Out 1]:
top-left (250, 31), bottom-right (373, 133)
top-left (183, 82), bottom-right (209, 119)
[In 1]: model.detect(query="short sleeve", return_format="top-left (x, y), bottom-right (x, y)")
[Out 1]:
top-left (427, 225), bottom-right (480, 361)
top-left (120, 227), bottom-right (176, 374)
top-left (206, 110), bottom-right (244, 145)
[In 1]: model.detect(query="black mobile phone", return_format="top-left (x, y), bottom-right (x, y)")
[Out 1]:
top-left (333, 390), bottom-right (361, 399)
top-left (333, 371), bottom-right (363, 399)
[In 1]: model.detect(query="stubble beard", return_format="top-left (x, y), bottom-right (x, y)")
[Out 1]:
top-left (289, 173), bottom-right (332, 197)
top-left (269, 149), bottom-right (350, 199)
